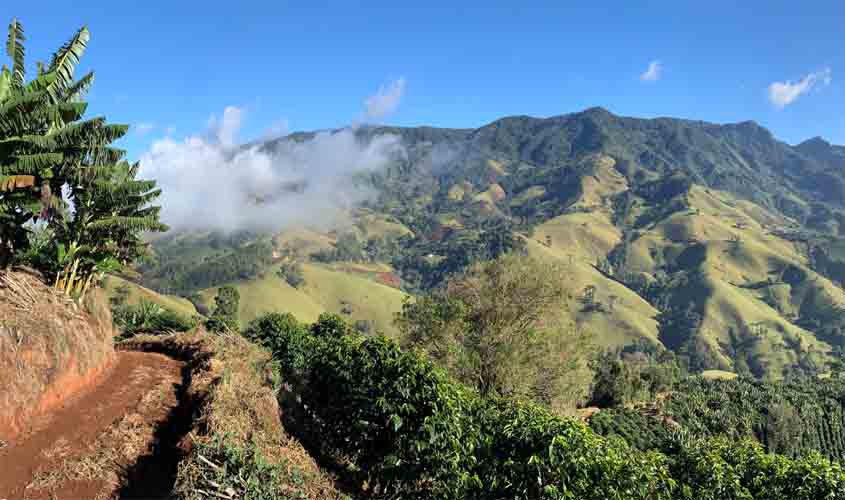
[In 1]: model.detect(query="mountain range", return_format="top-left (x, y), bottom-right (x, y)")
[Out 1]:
top-left (134, 107), bottom-right (845, 380)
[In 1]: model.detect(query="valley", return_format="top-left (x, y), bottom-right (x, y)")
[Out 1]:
top-left (130, 108), bottom-right (845, 380)
top-left (3, 8), bottom-right (845, 497)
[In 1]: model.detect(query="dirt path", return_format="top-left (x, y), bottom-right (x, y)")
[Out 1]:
top-left (0, 351), bottom-right (189, 500)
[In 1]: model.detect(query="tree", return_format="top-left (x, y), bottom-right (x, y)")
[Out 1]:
top-left (50, 160), bottom-right (167, 295)
top-left (277, 259), bottom-right (305, 288)
top-left (589, 351), bottom-right (645, 407)
top-left (0, 19), bottom-right (166, 293)
top-left (589, 346), bottom-right (682, 407)
top-left (582, 285), bottom-right (597, 309)
top-left (206, 285), bottom-right (240, 332)
top-left (765, 401), bottom-right (802, 457)
top-left (396, 253), bottom-right (591, 412)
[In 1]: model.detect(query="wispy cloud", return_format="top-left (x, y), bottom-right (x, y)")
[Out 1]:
top-left (139, 107), bottom-right (404, 232)
top-left (640, 60), bottom-right (662, 82)
top-left (768, 67), bottom-right (832, 109)
top-left (364, 77), bottom-right (406, 120)
top-left (134, 122), bottom-right (155, 135)
top-left (207, 106), bottom-right (243, 147)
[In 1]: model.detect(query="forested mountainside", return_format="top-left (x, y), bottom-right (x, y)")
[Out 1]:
top-left (139, 107), bottom-right (845, 380)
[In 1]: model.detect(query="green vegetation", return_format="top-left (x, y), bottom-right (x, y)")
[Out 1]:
top-left (206, 285), bottom-right (240, 332)
top-left (391, 219), bottom-right (526, 292)
top-left (665, 376), bottom-right (845, 460)
top-left (244, 311), bottom-right (845, 499)
top-left (0, 19), bottom-right (166, 296)
top-left (109, 286), bottom-right (196, 339)
top-left (8, 15), bottom-right (845, 495)
top-left (588, 370), bottom-right (845, 464)
top-left (141, 235), bottom-right (274, 294)
top-left (397, 253), bottom-right (591, 411)
top-left (589, 345), bottom-right (683, 407)
top-left (102, 274), bottom-right (198, 318)
top-left (277, 259), bottom-right (305, 288)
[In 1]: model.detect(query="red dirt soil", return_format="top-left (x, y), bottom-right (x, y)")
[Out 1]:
top-left (0, 351), bottom-right (185, 500)
top-left (1, 355), bottom-right (116, 442)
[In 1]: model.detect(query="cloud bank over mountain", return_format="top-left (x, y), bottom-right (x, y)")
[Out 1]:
top-left (139, 80), bottom-right (408, 232)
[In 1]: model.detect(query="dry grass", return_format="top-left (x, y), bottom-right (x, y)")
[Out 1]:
top-left (0, 270), bottom-right (114, 441)
top-left (24, 364), bottom-right (171, 500)
top-left (121, 330), bottom-right (340, 500)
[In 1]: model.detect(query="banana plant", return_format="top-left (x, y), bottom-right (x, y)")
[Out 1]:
top-left (1, 18), bottom-right (166, 298)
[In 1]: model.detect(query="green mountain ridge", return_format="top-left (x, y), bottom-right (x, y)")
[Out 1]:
top-left (139, 107), bottom-right (845, 379)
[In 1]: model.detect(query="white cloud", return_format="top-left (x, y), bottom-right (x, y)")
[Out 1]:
top-left (640, 60), bottom-right (662, 82)
top-left (364, 77), bottom-right (406, 120)
top-left (139, 107), bottom-right (404, 232)
top-left (206, 106), bottom-right (243, 147)
top-left (768, 67), bottom-right (832, 109)
top-left (134, 122), bottom-right (155, 135)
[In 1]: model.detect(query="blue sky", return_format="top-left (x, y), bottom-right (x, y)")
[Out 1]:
top-left (10, 1), bottom-right (845, 160)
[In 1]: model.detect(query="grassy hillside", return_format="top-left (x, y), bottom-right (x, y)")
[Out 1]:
top-left (198, 261), bottom-right (407, 336)
top-left (299, 263), bottom-right (407, 335)
top-left (525, 238), bottom-right (660, 348)
top-left (138, 107), bottom-right (845, 379)
top-left (199, 273), bottom-right (325, 326)
top-left (103, 275), bottom-right (198, 318)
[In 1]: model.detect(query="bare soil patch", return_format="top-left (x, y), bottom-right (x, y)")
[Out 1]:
top-left (0, 351), bottom-right (186, 500)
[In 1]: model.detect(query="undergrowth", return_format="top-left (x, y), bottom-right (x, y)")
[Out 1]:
top-left (121, 329), bottom-right (341, 500)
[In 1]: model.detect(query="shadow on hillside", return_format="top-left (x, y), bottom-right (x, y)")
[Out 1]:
top-left (277, 384), bottom-right (364, 497)
top-left (115, 363), bottom-right (196, 499)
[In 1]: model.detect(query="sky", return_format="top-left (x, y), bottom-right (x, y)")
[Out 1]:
top-left (10, 1), bottom-right (845, 161)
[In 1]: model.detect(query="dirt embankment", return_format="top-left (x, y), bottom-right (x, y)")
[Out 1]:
top-left (0, 271), bottom-right (115, 443)
top-left (0, 351), bottom-right (187, 500)
top-left (0, 271), bottom-right (338, 498)
top-left (122, 331), bottom-right (341, 500)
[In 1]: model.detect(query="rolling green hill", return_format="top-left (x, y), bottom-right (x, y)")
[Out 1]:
top-left (102, 275), bottom-right (198, 317)
top-left (138, 107), bottom-right (845, 379)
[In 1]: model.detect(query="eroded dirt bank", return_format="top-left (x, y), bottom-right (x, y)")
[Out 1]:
top-left (0, 271), bottom-right (115, 443)
top-left (0, 351), bottom-right (187, 500)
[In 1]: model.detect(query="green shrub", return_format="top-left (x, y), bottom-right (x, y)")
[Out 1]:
top-left (472, 400), bottom-right (674, 500)
top-left (277, 260), bottom-right (305, 288)
top-left (667, 437), bottom-right (845, 500)
top-left (113, 300), bottom-right (196, 339)
top-left (206, 285), bottom-right (240, 332)
top-left (588, 407), bottom-right (675, 452)
top-left (302, 333), bottom-right (478, 498)
top-left (310, 312), bottom-right (352, 339)
top-left (246, 311), bottom-right (845, 500)
top-left (242, 312), bottom-right (312, 375)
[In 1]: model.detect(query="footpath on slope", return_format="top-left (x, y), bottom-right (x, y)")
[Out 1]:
top-left (0, 350), bottom-right (190, 500)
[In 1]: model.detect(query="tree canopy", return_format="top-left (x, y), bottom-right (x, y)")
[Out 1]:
top-left (397, 253), bottom-right (592, 411)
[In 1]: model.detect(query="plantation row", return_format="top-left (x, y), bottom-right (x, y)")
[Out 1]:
top-left (588, 407), bottom-right (675, 452)
top-left (589, 373), bottom-right (845, 462)
top-left (243, 312), bottom-right (845, 500)
top-left (667, 376), bottom-right (845, 460)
